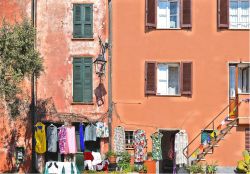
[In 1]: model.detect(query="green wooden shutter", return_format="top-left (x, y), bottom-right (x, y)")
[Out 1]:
top-left (83, 4), bottom-right (93, 38)
top-left (73, 58), bottom-right (84, 102)
top-left (73, 4), bottom-right (83, 38)
top-left (83, 58), bottom-right (93, 102)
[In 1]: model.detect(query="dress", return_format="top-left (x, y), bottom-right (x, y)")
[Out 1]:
top-left (174, 130), bottom-right (188, 165)
top-left (151, 132), bottom-right (163, 160)
top-left (35, 122), bottom-right (46, 154)
top-left (46, 124), bottom-right (58, 152)
top-left (133, 129), bottom-right (147, 162)
top-left (58, 126), bottom-right (68, 154)
top-left (114, 126), bottom-right (125, 153)
top-left (79, 123), bottom-right (85, 152)
top-left (66, 126), bottom-right (77, 154)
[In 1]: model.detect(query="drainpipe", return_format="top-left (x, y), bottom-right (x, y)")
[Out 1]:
top-left (31, 0), bottom-right (37, 172)
top-left (108, 0), bottom-right (113, 151)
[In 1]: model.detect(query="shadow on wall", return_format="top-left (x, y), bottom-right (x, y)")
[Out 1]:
top-left (94, 82), bottom-right (107, 107)
top-left (0, 97), bottom-right (57, 173)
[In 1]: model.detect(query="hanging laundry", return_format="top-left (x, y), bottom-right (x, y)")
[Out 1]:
top-left (35, 122), bottom-right (46, 154)
top-left (96, 122), bottom-right (104, 138)
top-left (133, 129), bottom-right (147, 162)
top-left (151, 132), bottom-right (163, 161)
top-left (58, 126), bottom-right (69, 154)
top-left (44, 162), bottom-right (79, 174)
top-left (79, 123), bottom-right (85, 152)
top-left (66, 126), bottom-right (77, 154)
top-left (114, 126), bottom-right (126, 153)
top-left (103, 122), bottom-right (109, 138)
top-left (174, 130), bottom-right (188, 165)
top-left (47, 124), bottom-right (58, 153)
top-left (85, 124), bottom-right (97, 141)
top-left (96, 122), bottom-right (109, 138)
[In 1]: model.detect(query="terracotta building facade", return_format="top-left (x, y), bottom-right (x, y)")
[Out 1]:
top-left (112, 0), bottom-right (249, 173)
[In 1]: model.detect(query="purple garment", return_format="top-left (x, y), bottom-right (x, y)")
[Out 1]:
top-left (79, 123), bottom-right (85, 152)
top-left (58, 126), bottom-right (68, 154)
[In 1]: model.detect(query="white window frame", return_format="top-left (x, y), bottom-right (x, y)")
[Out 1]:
top-left (157, 0), bottom-right (180, 29)
top-left (238, 64), bottom-right (250, 94)
top-left (125, 130), bottom-right (134, 149)
top-left (229, 0), bottom-right (250, 29)
top-left (157, 63), bottom-right (180, 96)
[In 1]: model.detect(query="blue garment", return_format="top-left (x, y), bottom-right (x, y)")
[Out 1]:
top-left (79, 123), bottom-right (85, 152)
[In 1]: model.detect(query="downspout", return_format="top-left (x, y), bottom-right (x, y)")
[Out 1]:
top-left (31, 0), bottom-right (37, 172)
top-left (108, 0), bottom-right (113, 151)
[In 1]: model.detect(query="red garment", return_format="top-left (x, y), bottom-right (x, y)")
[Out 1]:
top-left (84, 152), bottom-right (94, 161)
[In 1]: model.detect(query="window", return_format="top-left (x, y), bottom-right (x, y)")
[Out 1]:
top-left (157, 63), bottom-right (180, 95)
top-left (145, 61), bottom-right (192, 96)
top-left (238, 64), bottom-right (250, 93)
top-left (73, 4), bottom-right (93, 38)
top-left (125, 131), bottom-right (134, 149)
top-left (218, 0), bottom-right (250, 29)
top-left (73, 57), bottom-right (93, 103)
top-left (146, 0), bottom-right (192, 29)
top-left (157, 0), bottom-right (180, 29)
top-left (229, 63), bottom-right (250, 98)
top-left (229, 0), bottom-right (250, 29)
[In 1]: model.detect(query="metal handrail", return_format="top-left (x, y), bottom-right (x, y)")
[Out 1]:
top-left (182, 100), bottom-right (242, 161)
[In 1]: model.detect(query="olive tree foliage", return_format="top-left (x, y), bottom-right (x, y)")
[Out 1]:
top-left (0, 19), bottom-right (43, 117)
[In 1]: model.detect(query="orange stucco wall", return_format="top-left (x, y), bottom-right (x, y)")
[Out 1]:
top-left (0, 0), bottom-right (109, 172)
top-left (112, 0), bottom-right (249, 167)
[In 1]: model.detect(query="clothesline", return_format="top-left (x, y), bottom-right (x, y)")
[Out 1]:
top-left (113, 103), bottom-right (158, 129)
top-left (39, 110), bottom-right (109, 124)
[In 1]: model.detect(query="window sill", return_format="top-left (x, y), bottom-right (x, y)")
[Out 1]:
top-left (71, 102), bottom-right (94, 105)
top-left (156, 28), bottom-right (181, 30)
top-left (71, 38), bottom-right (94, 41)
top-left (156, 94), bottom-right (181, 97)
top-left (228, 28), bottom-right (250, 31)
top-left (238, 93), bottom-right (250, 95)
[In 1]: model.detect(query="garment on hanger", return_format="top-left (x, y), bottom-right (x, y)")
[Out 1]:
top-left (151, 132), bottom-right (163, 160)
top-left (79, 123), bottom-right (85, 152)
top-left (96, 122), bottom-right (109, 138)
top-left (85, 124), bottom-right (97, 141)
top-left (103, 122), bottom-right (109, 138)
top-left (96, 122), bottom-right (104, 138)
top-left (66, 126), bottom-right (77, 154)
top-left (133, 129), bottom-right (147, 162)
top-left (114, 126), bottom-right (125, 153)
top-left (47, 124), bottom-right (58, 152)
top-left (174, 130), bottom-right (188, 165)
top-left (58, 126), bottom-right (69, 154)
top-left (168, 134), bottom-right (175, 160)
top-left (35, 122), bottom-right (46, 154)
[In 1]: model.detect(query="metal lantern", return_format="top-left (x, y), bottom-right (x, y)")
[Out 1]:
top-left (94, 54), bottom-right (107, 76)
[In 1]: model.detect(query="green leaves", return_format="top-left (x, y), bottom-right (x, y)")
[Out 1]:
top-left (0, 18), bottom-right (43, 110)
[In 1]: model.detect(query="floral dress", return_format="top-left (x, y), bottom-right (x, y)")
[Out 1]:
top-left (114, 126), bottom-right (125, 153)
top-left (58, 126), bottom-right (68, 154)
top-left (133, 129), bottom-right (147, 162)
top-left (151, 132), bottom-right (163, 160)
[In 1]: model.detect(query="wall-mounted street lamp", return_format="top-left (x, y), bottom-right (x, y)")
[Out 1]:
top-left (94, 54), bottom-right (107, 77)
top-left (94, 36), bottom-right (109, 77)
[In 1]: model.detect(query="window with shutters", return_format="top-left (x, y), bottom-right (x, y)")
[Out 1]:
top-left (146, 0), bottom-right (192, 29)
top-left (73, 57), bottom-right (93, 103)
top-left (145, 61), bottom-right (192, 96)
top-left (73, 4), bottom-right (93, 38)
top-left (229, 0), bottom-right (250, 29)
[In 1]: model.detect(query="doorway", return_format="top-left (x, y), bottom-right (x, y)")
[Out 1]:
top-left (159, 129), bottom-right (179, 173)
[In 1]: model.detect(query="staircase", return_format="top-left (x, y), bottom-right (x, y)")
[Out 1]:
top-left (183, 100), bottom-right (244, 164)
